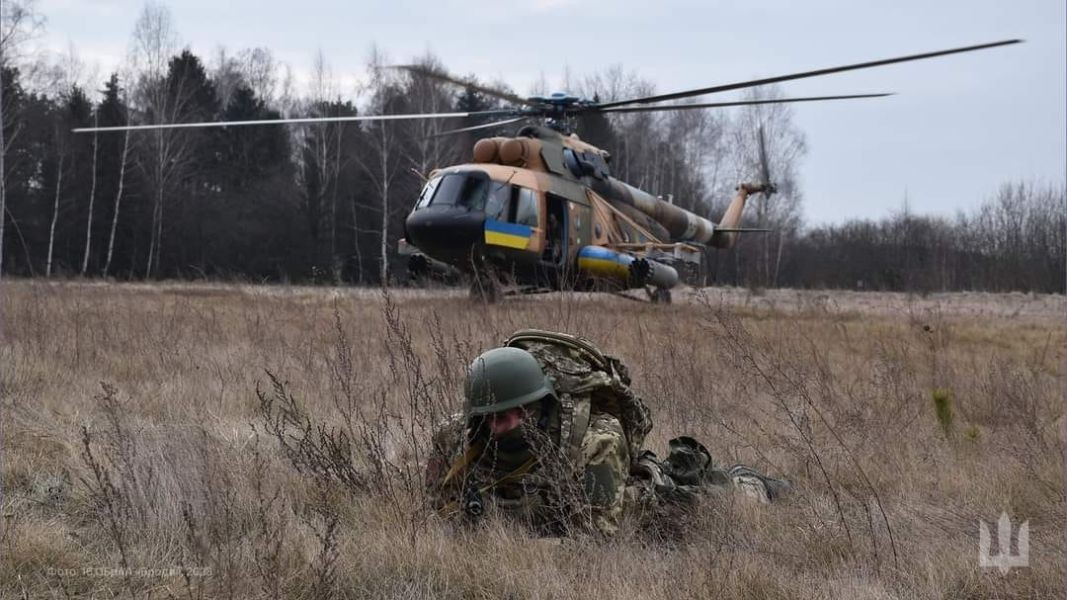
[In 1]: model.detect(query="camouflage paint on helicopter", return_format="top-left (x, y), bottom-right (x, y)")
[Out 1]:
top-left (401, 125), bottom-right (767, 302)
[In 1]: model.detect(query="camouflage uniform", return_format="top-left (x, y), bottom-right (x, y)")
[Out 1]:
top-left (427, 330), bottom-right (788, 536)
top-left (428, 402), bottom-right (632, 535)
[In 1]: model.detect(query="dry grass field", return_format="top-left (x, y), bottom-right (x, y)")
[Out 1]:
top-left (1, 280), bottom-right (1064, 599)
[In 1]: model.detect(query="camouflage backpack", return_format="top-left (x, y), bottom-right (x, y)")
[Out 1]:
top-left (503, 329), bottom-right (652, 467)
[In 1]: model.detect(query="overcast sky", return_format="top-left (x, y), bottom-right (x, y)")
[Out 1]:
top-left (33, 0), bottom-right (1067, 225)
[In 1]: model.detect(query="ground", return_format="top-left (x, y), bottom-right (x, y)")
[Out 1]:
top-left (1, 280), bottom-right (1063, 599)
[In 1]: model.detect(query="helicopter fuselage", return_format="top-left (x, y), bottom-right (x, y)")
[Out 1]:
top-left (400, 126), bottom-right (740, 296)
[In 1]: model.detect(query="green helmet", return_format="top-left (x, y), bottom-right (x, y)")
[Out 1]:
top-left (464, 347), bottom-right (554, 416)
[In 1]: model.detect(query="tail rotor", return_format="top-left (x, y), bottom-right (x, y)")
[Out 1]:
top-left (756, 125), bottom-right (777, 197)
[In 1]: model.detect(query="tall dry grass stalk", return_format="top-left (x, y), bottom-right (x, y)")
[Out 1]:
top-left (0, 280), bottom-right (1063, 598)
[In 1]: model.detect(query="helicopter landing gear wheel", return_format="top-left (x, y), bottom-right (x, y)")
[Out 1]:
top-left (650, 287), bottom-right (672, 304)
top-left (407, 255), bottom-right (429, 285)
top-left (469, 275), bottom-right (502, 304)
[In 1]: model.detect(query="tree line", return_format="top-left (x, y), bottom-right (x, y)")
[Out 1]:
top-left (0, 1), bottom-right (1062, 293)
top-left (762, 182), bottom-right (1065, 294)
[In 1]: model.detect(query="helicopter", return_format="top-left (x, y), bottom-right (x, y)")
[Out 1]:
top-left (74, 40), bottom-right (1020, 302)
top-left (399, 121), bottom-right (777, 304)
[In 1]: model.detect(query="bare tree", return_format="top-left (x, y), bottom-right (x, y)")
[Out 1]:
top-left (0, 0), bottom-right (43, 63)
top-left (209, 46), bottom-right (277, 110)
top-left (582, 71), bottom-right (655, 185)
top-left (43, 46), bottom-right (90, 279)
top-left (313, 51), bottom-right (339, 271)
top-left (529, 71), bottom-right (549, 97)
top-left (660, 101), bottom-right (727, 215)
top-left (53, 41), bottom-right (94, 95)
top-left (357, 48), bottom-right (406, 286)
top-left (240, 47), bottom-right (277, 106)
top-left (294, 50), bottom-right (348, 280)
top-left (128, 2), bottom-right (196, 278)
top-left (79, 112), bottom-right (98, 275)
top-left (371, 121), bottom-right (399, 285)
top-left (276, 63), bottom-right (297, 117)
top-left (401, 52), bottom-right (461, 178)
top-left (727, 85), bottom-right (807, 287)
top-left (103, 127), bottom-right (130, 278)
top-left (210, 46), bottom-right (242, 110)
top-left (45, 127), bottom-right (64, 277)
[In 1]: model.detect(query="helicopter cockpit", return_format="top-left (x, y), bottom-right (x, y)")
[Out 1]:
top-left (405, 169), bottom-right (541, 261)
top-left (415, 171), bottom-right (537, 224)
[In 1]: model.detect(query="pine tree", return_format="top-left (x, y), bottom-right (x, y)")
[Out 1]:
top-left (0, 65), bottom-right (27, 276)
top-left (140, 49), bottom-right (221, 278)
top-left (202, 84), bottom-right (298, 277)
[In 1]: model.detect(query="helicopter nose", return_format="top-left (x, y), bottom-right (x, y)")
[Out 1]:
top-left (405, 207), bottom-right (485, 261)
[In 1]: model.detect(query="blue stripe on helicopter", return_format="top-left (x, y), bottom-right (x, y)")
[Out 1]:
top-left (484, 219), bottom-right (532, 249)
top-left (577, 246), bottom-right (634, 280)
top-left (485, 219), bottom-right (532, 237)
top-left (577, 246), bottom-right (632, 264)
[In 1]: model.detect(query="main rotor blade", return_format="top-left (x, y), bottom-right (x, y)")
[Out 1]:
top-left (597, 93), bottom-right (893, 113)
top-left (71, 110), bottom-right (515, 133)
top-left (390, 64), bottom-right (537, 107)
top-left (596, 39), bottom-right (1022, 109)
top-left (429, 117), bottom-right (527, 138)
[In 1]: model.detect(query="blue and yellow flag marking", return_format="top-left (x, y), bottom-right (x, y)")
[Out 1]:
top-left (577, 246), bottom-right (634, 281)
top-left (484, 219), bottom-right (532, 250)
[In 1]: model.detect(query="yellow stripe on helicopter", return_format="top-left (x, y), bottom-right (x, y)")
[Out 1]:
top-left (484, 219), bottom-right (532, 249)
top-left (576, 246), bottom-right (635, 281)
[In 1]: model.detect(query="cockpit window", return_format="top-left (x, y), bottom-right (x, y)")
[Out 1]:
top-left (429, 174), bottom-right (468, 207)
top-left (414, 170), bottom-right (538, 226)
top-left (485, 183), bottom-right (510, 220)
top-left (420, 172), bottom-right (494, 209)
top-left (415, 176), bottom-right (442, 209)
top-left (512, 187), bottom-right (538, 226)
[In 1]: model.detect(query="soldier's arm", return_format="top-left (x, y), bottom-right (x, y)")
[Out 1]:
top-left (577, 413), bottom-right (630, 536)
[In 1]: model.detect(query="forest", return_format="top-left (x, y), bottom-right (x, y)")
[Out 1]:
top-left (1, 1), bottom-right (1063, 292)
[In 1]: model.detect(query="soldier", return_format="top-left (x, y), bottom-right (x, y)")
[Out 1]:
top-left (543, 212), bottom-right (563, 263)
top-left (426, 330), bottom-right (789, 536)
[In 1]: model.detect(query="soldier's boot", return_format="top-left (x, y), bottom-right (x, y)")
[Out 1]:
top-left (726, 465), bottom-right (792, 503)
top-left (641, 437), bottom-right (793, 504)
top-left (662, 436), bottom-right (713, 486)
